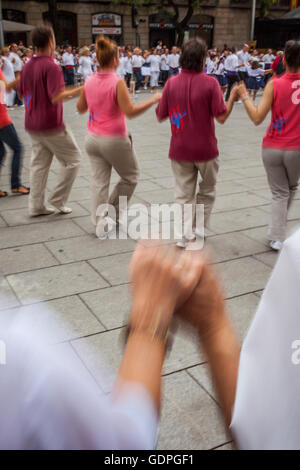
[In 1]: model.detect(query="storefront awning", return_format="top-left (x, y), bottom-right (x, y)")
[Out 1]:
top-left (280, 6), bottom-right (300, 19)
top-left (2, 20), bottom-right (34, 32)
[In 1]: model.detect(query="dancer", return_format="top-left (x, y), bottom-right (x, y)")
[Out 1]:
top-left (224, 48), bottom-right (239, 101)
top-left (9, 43), bottom-right (23, 106)
top-left (237, 39), bottom-right (300, 251)
top-left (124, 51), bottom-right (133, 88)
top-left (214, 54), bottom-right (228, 96)
top-left (0, 71), bottom-right (29, 197)
top-left (246, 60), bottom-right (270, 102)
top-left (237, 44), bottom-right (251, 82)
top-left (78, 46), bottom-right (93, 82)
top-left (0, 48), bottom-right (16, 108)
top-left (160, 48), bottom-right (169, 86)
top-left (18, 24), bottom-right (82, 217)
top-left (149, 49), bottom-right (161, 92)
top-left (116, 47), bottom-right (126, 79)
top-left (156, 38), bottom-right (237, 248)
top-left (168, 46), bottom-right (180, 77)
top-left (76, 35), bottom-right (161, 237)
top-left (131, 48), bottom-right (144, 93)
top-left (141, 50), bottom-right (151, 90)
top-left (62, 45), bottom-right (75, 85)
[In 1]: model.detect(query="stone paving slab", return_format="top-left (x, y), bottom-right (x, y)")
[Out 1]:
top-left (0, 220), bottom-right (85, 249)
top-left (46, 235), bottom-right (135, 264)
top-left (206, 232), bottom-right (268, 263)
top-left (1, 202), bottom-right (89, 226)
top-left (217, 257), bottom-right (272, 299)
top-left (7, 261), bottom-right (109, 304)
top-left (89, 252), bottom-right (133, 286)
top-left (4, 295), bottom-right (104, 343)
top-left (79, 285), bottom-right (131, 330)
top-left (0, 243), bottom-right (59, 275)
top-left (158, 371), bottom-right (229, 450)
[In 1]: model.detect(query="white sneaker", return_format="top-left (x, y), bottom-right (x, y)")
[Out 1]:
top-left (29, 207), bottom-right (55, 217)
top-left (176, 239), bottom-right (188, 249)
top-left (55, 206), bottom-right (72, 214)
top-left (269, 240), bottom-right (283, 251)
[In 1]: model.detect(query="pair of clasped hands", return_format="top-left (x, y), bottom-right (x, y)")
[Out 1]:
top-left (129, 242), bottom-right (224, 343)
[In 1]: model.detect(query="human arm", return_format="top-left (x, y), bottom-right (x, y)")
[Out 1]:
top-left (51, 85), bottom-right (83, 104)
top-left (237, 79), bottom-right (273, 125)
top-left (76, 86), bottom-right (88, 114)
top-left (176, 258), bottom-right (241, 426)
top-left (116, 243), bottom-right (204, 412)
top-left (215, 83), bottom-right (238, 124)
top-left (116, 79), bottom-right (161, 119)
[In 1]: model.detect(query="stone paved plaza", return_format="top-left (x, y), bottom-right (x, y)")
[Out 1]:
top-left (0, 96), bottom-right (300, 450)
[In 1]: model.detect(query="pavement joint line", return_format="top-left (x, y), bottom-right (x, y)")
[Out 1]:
top-left (68, 341), bottom-right (106, 394)
top-left (210, 440), bottom-right (234, 450)
top-left (186, 368), bottom-right (221, 408)
top-left (0, 232), bottom-right (89, 251)
top-left (85, 259), bottom-right (114, 288)
top-left (1, 279), bottom-right (113, 309)
top-left (42, 242), bottom-right (63, 266)
top-left (76, 293), bottom-right (107, 331)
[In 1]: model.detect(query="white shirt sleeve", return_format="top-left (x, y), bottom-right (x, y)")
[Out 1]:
top-left (0, 308), bottom-right (158, 450)
top-left (230, 228), bottom-right (300, 450)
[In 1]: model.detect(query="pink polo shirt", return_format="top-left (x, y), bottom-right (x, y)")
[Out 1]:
top-left (84, 71), bottom-right (127, 137)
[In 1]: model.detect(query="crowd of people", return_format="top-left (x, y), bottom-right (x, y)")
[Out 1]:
top-left (0, 24), bottom-right (300, 449)
top-left (1, 40), bottom-right (283, 97)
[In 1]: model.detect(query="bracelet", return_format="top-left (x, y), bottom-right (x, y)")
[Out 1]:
top-left (122, 321), bottom-right (173, 354)
top-left (241, 94), bottom-right (249, 102)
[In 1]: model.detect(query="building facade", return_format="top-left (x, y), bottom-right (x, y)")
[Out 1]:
top-left (3, 0), bottom-right (290, 48)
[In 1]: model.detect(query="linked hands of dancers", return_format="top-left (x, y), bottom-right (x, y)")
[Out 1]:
top-left (236, 81), bottom-right (247, 97)
top-left (128, 241), bottom-right (225, 341)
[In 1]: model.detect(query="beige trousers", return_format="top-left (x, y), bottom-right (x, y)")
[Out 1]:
top-left (85, 134), bottom-right (139, 227)
top-left (28, 128), bottom-right (81, 214)
top-left (171, 158), bottom-right (219, 234)
top-left (262, 148), bottom-right (300, 242)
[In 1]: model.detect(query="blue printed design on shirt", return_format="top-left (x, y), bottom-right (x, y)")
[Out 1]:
top-left (89, 112), bottom-right (99, 123)
top-left (169, 107), bottom-right (187, 133)
top-left (24, 94), bottom-right (32, 111)
top-left (271, 117), bottom-right (290, 134)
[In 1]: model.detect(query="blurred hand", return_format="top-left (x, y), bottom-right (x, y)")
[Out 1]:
top-left (176, 255), bottom-right (226, 339)
top-left (237, 81), bottom-right (247, 97)
top-left (152, 92), bottom-right (162, 103)
top-left (129, 242), bottom-right (204, 333)
top-left (230, 83), bottom-right (239, 101)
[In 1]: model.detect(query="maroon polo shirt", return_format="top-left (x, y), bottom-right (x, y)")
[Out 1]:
top-left (156, 69), bottom-right (226, 162)
top-left (18, 55), bottom-right (65, 132)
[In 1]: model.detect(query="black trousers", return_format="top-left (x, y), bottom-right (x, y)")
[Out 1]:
top-left (225, 74), bottom-right (239, 101)
top-left (65, 68), bottom-right (75, 86)
top-left (238, 71), bottom-right (248, 82)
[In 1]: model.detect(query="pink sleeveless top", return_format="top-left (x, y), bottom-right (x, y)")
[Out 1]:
top-left (84, 71), bottom-right (127, 137)
top-left (262, 73), bottom-right (300, 150)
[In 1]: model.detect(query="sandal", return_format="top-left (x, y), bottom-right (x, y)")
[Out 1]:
top-left (12, 186), bottom-right (30, 195)
top-left (0, 190), bottom-right (8, 197)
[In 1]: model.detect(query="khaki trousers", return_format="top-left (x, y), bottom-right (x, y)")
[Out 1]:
top-left (262, 148), bottom-right (300, 242)
top-left (171, 158), bottom-right (219, 235)
top-left (28, 128), bottom-right (81, 214)
top-left (85, 134), bottom-right (139, 227)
